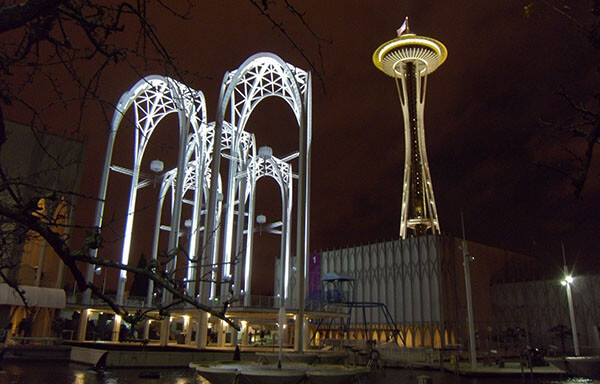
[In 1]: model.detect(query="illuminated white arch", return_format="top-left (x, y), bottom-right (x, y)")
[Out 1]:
top-left (146, 134), bottom-right (209, 304)
top-left (91, 53), bottom-right (311, 352)
top-left (244, 153), bottom-right (293, 305)
top-left (144, 120), bottom-right (256, 304)
top-left (203, 53), bottom-right (312, 318)
top-left (87, 75), bottom-right (207, 305)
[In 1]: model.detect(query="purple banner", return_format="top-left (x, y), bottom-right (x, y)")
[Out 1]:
top-left (308, 253), bottom-right (321, 300)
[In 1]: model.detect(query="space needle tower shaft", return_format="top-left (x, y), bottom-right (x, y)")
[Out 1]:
top-left (373, 19), bottom-right (447, 239)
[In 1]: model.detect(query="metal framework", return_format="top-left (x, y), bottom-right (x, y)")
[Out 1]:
top-left (203, 53), bottom-right (312, 350)
top-left (147, 121), bottom-right (252, 305)
top-left (373, 31), bottom-right (447, 239)
top-left (88, 53), bottom-right (312, 351)
top-left (85, 75), bottom-right (207, 306)
top-left (246, 151), bottom-right (293, 305)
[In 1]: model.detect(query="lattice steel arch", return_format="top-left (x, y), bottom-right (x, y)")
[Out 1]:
top-left (148, 131), bottom-right (209, 304)
top-left (244, 153), bottom-right (293, 305)
top-left (86, 75), bottom-right (207, 306)
top-left (145, 120), bottom-right (255, 304)
top-left (219, 54), bottom-right (307, 289)
top-left (203, 53), bottom-right (312, 351)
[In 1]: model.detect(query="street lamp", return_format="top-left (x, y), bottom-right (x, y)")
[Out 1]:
top-left (561, 243), bottom-right (580, 356)
top-left (461, 211), bottom-right (477, 370)
top-left (256, 214), bottom-right (266, 235)
top-left (561, 274), bottom-right (579, 356)
top-left (95, 267), bottom-right (107, 295)
top-left (258, 146), bottom-right (272, 160)
top-left (184, 219), bottom-right (193, 239)
top-left (561, 275), bottom-right (574, 285)
top-left (256, 214), bottom-right (266, 224)
top-left (150, 159), bottom-right (164, 187)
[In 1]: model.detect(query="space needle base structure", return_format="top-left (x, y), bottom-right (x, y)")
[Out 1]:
top-left (373, 22), bottom-right (447, 239)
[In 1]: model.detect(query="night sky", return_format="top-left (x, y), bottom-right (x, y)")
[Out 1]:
top-left (5, 1), bottom-right (600, 293)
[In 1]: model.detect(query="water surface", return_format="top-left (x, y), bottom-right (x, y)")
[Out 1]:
top-left (0, 361), bottom-right (593, 384)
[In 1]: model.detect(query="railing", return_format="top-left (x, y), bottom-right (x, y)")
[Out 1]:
top-left (8, 336), bottom-right (63, 345)
top-left (239, 295), bottom-right (347, 313)
top-left (67, 293), bottom-right (349, 315)
top-left (242, 294), bottom-right (277, 309)
top-left (323, 290), bottom-right (352, 303)
top-left (66, 294), bottom-right (167, 309)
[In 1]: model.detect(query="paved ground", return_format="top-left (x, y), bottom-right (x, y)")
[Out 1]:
top-left (446, 361), bottom-right (565, 377)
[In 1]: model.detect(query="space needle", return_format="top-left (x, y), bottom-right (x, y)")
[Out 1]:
top-left (372, 18), bottom-right (447, 239)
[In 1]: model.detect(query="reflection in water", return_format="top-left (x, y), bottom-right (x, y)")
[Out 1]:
top-left (0, 361), bottom-right (593, 384)
top-left (73, 372), bottom-right (85, 384)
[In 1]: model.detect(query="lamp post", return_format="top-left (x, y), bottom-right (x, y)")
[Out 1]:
top-left (256, 214), bottom-right (266, 235)
top-left (561, 243), bottom-right (579, 356)
top-left (95, 267), bottom-right (107, 295)
top-left (184, 219), bottom-right (192, 237)
top-left (461, 211), bottom-right (477, 370)
top-left (257, 145), bottom-right (288, 367)
top-left (150, 159), bottom-right (164, 187)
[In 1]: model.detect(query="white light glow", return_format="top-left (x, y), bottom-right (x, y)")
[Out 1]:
top-left (150, 159), bottom-right (164, 173)
top-left (258, 146), bottom-right (273, 159)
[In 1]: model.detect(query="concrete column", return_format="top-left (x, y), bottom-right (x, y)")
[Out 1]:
top-left (294, 318), bottom-right (299, 351)
top-left (77, 310), bottom-right (89, 341)
top-left (231, 329), bottom-right (238, 347)
top-left (184, 316), bottom-right (192, 345)
top-left (159, 318), bottom-right (170, 346)
top-left (143, 319), bottom-right (150, 340)
top-left (197, 313), bottom-right (207, 349)
top-left (216, 320), bottom-right (224, 347)
top-left (111, 314), bottom-right (121, 342)
top-left (303, 317), bottom-right (309, 349)
top-left (242, 323), bottom-right (249, 346)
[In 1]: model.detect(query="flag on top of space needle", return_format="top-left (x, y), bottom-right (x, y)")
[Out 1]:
top-left (396, 17), bottom-right (410, 37)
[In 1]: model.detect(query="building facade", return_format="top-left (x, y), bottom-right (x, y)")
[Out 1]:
top-left (300, 235), bottom-right (544, 351)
